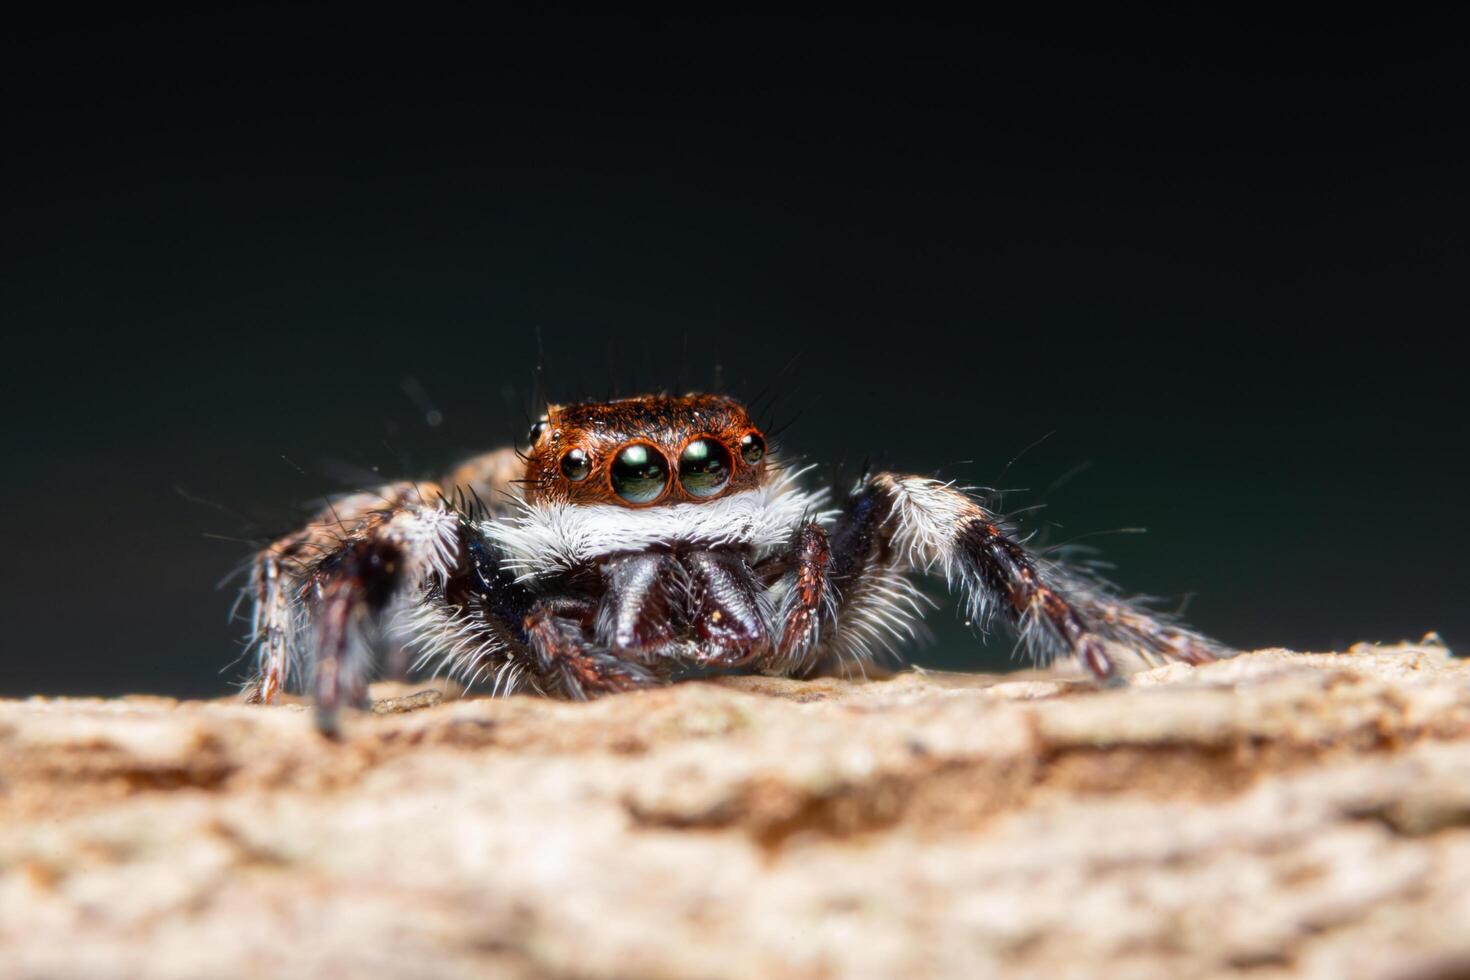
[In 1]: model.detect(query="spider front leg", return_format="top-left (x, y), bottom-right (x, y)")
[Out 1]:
top-left (247, 483), bottom-right (461, 730)
top-left (249, 489), bottom-right (666, 731)
top-left (767, 472), bottom-right (1231, 681)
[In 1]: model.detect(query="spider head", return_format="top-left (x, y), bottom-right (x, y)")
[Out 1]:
top-left (522, 394), bottom-right (768, 507)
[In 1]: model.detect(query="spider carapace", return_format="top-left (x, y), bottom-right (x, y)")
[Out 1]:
top-left (247, 392), bottom-right (1231, 731)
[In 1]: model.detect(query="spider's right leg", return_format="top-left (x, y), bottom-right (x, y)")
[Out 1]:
top-left (250, 489), bottom-right (668, 730)
top-left (247, 483), bottom-right (462, 730)
top-left (247, 447), bottom-right (548, 711)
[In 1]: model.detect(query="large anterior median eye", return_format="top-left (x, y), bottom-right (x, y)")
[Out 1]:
top-left (678, 438), bottom-right (732, 498)
top-left (610, 443), bottom-right (669, 503)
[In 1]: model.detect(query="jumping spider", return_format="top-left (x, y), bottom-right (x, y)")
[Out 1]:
top-left (247, 393), bottom-right (1231, 731)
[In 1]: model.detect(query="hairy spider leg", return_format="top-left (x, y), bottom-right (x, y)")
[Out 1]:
top-left (765, 473), bottom-right (1230, 680)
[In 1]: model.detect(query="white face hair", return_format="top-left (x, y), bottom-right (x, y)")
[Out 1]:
top-left (485, 463), bottom-right (834, 580)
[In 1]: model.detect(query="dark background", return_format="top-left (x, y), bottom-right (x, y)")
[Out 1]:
top-left (3, 10), bottom-right (1465, 697)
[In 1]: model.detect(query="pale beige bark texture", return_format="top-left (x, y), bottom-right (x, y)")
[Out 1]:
top-left (2, 641), bottom-right (1467, 979)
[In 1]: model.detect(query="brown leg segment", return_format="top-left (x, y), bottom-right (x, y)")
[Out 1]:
top-left (523, 603), bottom-right (664, 700)
top-left (771, 522), bottom-right (833, 669)
top-left (1091, 601), bottom-right (1223, 666)
top-left (957, 516), bottom-right (1119, 682)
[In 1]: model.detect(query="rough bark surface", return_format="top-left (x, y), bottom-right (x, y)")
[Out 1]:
top-left (2, 641), bottom-right (1467, 979)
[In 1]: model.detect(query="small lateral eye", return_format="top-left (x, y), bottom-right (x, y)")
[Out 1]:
top-left (529, 420), bottom-right (550, 443)
top-left (610, 443), bottom-right (669, 504)
top-left (739, 432), bottom-right (766, 465)
top-left (678, 438), bottom-right (732, 498)
top-left (560, 448), bottom-right (591, 481)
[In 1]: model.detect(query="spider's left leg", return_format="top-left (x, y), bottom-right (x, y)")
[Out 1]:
top-left (768, 473), bottom-right (1231, 681)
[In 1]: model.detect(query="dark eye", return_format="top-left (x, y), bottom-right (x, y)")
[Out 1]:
top-left (678, 438), bottom-right (732, 498)
top-left (739, 432), bottom-right (766, 465)
top-left (560, 448), bottom-right (591, 481)
top-left (610, 443), bottom-right (669, 504)
top-left (529, 420), bottom-right (549, 443)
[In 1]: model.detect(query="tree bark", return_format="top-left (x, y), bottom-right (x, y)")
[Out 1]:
top-left (1, 640), bottom-right (1466, 979)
